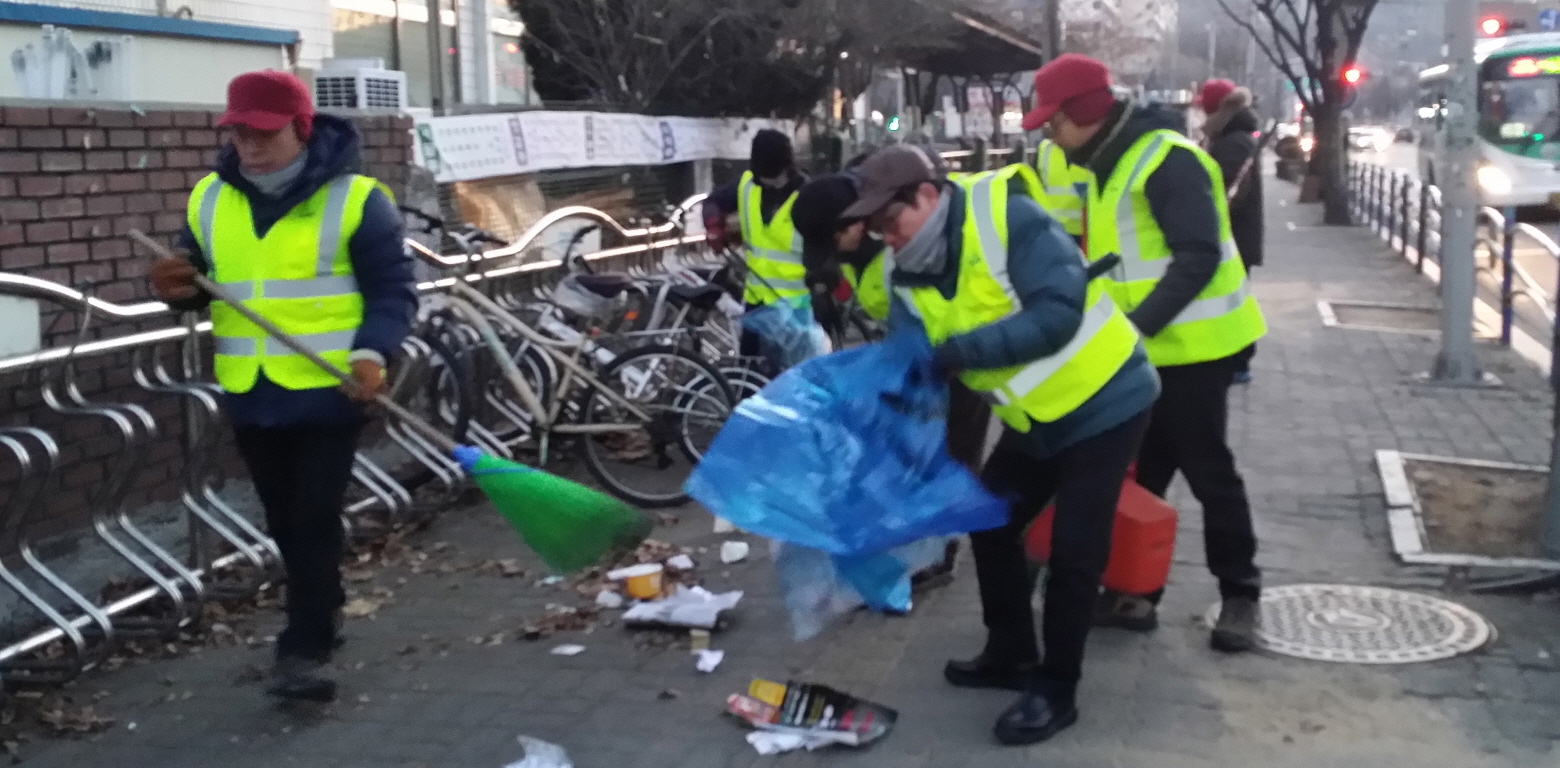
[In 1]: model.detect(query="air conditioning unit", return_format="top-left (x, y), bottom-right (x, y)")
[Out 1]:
top-left (314, 58), bottom-right (407, 111)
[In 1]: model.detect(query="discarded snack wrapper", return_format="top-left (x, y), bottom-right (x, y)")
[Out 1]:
top-left (695, 649), bottom-right (725, 673)
top-left (666, 554), bottom-right (696, 570)
top-left (622, 585), bottom-right (743, 630)
top-left (720, 541), bottom-right (750, 564)
top-left (724, 678), bottom-right (897, 748)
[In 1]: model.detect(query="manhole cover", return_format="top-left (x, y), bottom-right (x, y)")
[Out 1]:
top-left (1203, 584), bottom-right (1493, 664)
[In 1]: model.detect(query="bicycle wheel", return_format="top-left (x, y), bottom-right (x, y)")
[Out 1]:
top-left (575, 345), bottom-right (734, 507)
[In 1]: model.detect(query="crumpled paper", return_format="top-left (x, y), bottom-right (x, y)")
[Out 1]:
top-left (504, 736), bottom-right (573, 768)
top-left (621, 585), bottom-right (743, 629)
top-left (744, 731), bottom-right (833, 755)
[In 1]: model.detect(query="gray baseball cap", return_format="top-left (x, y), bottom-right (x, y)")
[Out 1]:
top-left (839, 145), bottom-right (944, 220)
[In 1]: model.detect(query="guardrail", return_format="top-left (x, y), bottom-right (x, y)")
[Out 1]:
top-left (0, 193), bottom-right (714, 681)
top-left (1345, 161), bottom-right (1560, 347)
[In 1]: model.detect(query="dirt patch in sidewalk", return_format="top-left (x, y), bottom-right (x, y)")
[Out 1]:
top-left (1406, 458), bottom-right (1546, 558)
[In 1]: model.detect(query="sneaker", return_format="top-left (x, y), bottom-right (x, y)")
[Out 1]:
top-left (1093, 590), bottom-right (1158, 632)
top-left (267, 657), bottom-right (337, 703)
top-left (1211, 596), bottom-right (1260, 653)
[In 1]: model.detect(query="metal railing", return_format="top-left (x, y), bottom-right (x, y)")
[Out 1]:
top-left (1345, 161), bottom-right (1560, 347)
top-left (0, 194), bottom-right (714, 681)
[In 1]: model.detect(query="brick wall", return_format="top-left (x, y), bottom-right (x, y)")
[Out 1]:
top-left (0, 102), bottom-right (415, 544)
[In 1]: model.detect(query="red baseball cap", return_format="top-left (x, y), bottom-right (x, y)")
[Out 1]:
top-left (1198, 79), bottom-right (1237, 113)
top-left (1021, 53), bottom-right (1114, 132)
top-left (218, 70), bottom-right (315, 138)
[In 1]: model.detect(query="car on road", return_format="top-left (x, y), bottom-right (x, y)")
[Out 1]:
top-left (1348, 126), bottom-right (1392, 153)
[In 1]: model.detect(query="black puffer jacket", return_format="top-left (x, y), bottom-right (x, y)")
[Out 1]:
top-left (1202, 88), bottom-right (1264, 268)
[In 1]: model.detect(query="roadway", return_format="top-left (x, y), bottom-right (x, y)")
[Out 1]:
top-left (1358, 142), bottom-right (1558, 360)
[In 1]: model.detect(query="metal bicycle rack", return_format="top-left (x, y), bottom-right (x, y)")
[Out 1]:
top-left (0, 192), bottom-right (735, 681)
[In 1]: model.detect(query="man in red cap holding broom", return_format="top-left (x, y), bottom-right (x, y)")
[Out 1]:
top-left (1021, 54), bottom-right (1267, 653)
top-left (147, 70), bottom-right (416, 702)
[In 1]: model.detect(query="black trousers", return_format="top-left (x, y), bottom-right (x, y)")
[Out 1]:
top-left (1135, 356), bottom-right (1261, 600)
top-left (971, 410), bottom-right (1151, 702)
top-left (945, 380), bottom-right (991, 473)
top-left (1231, 343), bottom-right (1256, 374)
top-left (232, 421), bottom-right (363, 663)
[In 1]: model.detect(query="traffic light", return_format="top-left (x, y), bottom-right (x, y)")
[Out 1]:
top-left (886, 115), bottom-right (901, 132)
top-left (1342, 65), bottom-right (1364, 85)
top-left (1482, 16), bottom-right (1505, 35)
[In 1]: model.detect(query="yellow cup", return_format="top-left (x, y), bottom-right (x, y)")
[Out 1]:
top-left (612, 563), bottom-right (665, 600)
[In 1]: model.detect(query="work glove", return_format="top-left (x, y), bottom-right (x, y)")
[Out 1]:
top-left (148, 256), bottom-right (199, 302)
top-left (930, 343), bottom-right (965, 382)
top-left (344, 357), bottom-right (387, 404)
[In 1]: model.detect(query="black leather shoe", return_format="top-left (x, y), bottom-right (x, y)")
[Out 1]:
top-left (943, 654), bottom-right (1037, 691)
top-left (993, 691), bottom-right (1079, 746)
top-left (267, 657), bottom-right (337, 703)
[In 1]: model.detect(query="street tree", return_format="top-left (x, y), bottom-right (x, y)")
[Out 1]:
top-left (1216, 0), bottom-right (1381, 224)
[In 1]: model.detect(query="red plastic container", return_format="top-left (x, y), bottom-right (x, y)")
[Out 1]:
top-left (1023, 472), bottom-right (1178, 595)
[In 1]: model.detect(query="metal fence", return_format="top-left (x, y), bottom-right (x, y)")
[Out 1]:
top-left (1345, 161), bottom-right (1560, 348)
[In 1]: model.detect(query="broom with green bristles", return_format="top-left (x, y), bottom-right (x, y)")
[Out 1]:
top-left (131, 230), bottom-right (652, 573)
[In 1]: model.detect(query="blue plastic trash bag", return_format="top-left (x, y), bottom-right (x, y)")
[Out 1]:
top-left (685, 330), bottom-right (1005, 558)
top-left (741, 298), bottom-right (829, 370)
top-left (774, 537), bottom-right (951, 640)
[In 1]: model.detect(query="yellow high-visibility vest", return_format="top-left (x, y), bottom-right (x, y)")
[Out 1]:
top-left (894, 173), bottom-right (1141, 432)
top-left (737, 171), bottom-right (806, 305)
top-left (841, 253), bottom-right (890, 321)
top-left (1035, 139), bottom-right (1090, 237)
top-left (188, 172), bottom-right (384, 393)
top-left (1084, 129), bottom-right (1266, 367)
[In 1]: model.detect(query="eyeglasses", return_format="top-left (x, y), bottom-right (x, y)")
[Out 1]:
top-left (868, 201), bottom-right (909, 234)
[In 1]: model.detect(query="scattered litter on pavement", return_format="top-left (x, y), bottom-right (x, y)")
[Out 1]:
top-left (666, 554), bottom-right (696, 571)
top-left (341, 598), bottom-right (382, 618)
top-left (658, 689), bottom-right (681, 700)
top-left (550, 645), bottom-right (587, 656)
top-left (720, 541), bottom-right (750, 564)
top-left (503, 736), bottom-right (573, 768)
top-left (520, 606), bottom-right (600, 640)
top-left (713, 518), bottom-right (737, 534)
top-left (607, 563), bottom-right (665, 600)
top-left (689, 629), bottom-right (711, 652)
top-left (622, 585), bottom-right (743, 630)
top-left (745, 731), bottom-right (832, 755)
top-left (695, 649), bottom-right (725, 673)
top-left (725, 679), bottom-right (897, 750)
top-left (594, 590), bottom-right (625, 609)
top-left (537, 575), bottom-right (566, 586)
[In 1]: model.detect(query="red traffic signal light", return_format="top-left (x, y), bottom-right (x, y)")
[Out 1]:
top-left (1481, 16), bottom-right (1505, 35)
top-left (1342, 65), bottom-right (1364, 85)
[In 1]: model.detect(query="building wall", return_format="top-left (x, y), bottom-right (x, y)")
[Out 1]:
top-left (19, 0), bottom-right (333, 68)
top-left (0, 22), bottom-right (287, 103)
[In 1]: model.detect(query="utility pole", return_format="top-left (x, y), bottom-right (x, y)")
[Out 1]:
top-left (1046, 0), bottom-right (1062, 60)
top-left (1206, 22), bottom-right (1217, 80)
top-left (425, 0), bottom-right (447, 114)
top-left (1432, 0), bottom-right (1482, 384)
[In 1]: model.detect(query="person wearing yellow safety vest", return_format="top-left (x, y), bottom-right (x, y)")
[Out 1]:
top-left (1023, 54), bottom-right (1266, 654)
top-left (1034, 137), bottom-right (1090, 243)
top-left (147, 71), bottom-right (416, 703)
top-left (701, 130), bottom-right (813, 361)
top-left (843, 144), bottom-right (1160, 747)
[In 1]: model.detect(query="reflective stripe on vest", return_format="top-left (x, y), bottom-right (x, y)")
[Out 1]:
top-left (894, 174), bottom-right (1141, 431)
top-left (189, 172), bottom-right (374, 394)
top-left (1085, 129), bottom-right (1265, 367)
top-left (737, 172), bottom-right (807, 305)
top-left (1036, 140), bottom-right (1086, 236)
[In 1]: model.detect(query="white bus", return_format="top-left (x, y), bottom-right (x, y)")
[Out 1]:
top-left (1418, 31), bottom-right (1560, 207)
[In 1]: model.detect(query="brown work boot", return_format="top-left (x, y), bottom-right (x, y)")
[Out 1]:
top-left (1211, 596), bottom-right (1260, 653)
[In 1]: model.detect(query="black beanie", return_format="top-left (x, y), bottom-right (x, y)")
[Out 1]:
top-left (792, 175), bottom-right (861, 263)
top-left (749, 129), bottom-right (795, 178)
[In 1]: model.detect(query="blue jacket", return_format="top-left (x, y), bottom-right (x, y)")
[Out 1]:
top-left (889, 182), bottom-right (1159, 460)
top-left (173, 114), bottom-right (418, 427)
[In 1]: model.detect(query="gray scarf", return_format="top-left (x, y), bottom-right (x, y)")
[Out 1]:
top-left (893, 189), bottom-right (952, 275)
top-left (240, 150), bottom-right (307, 198)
